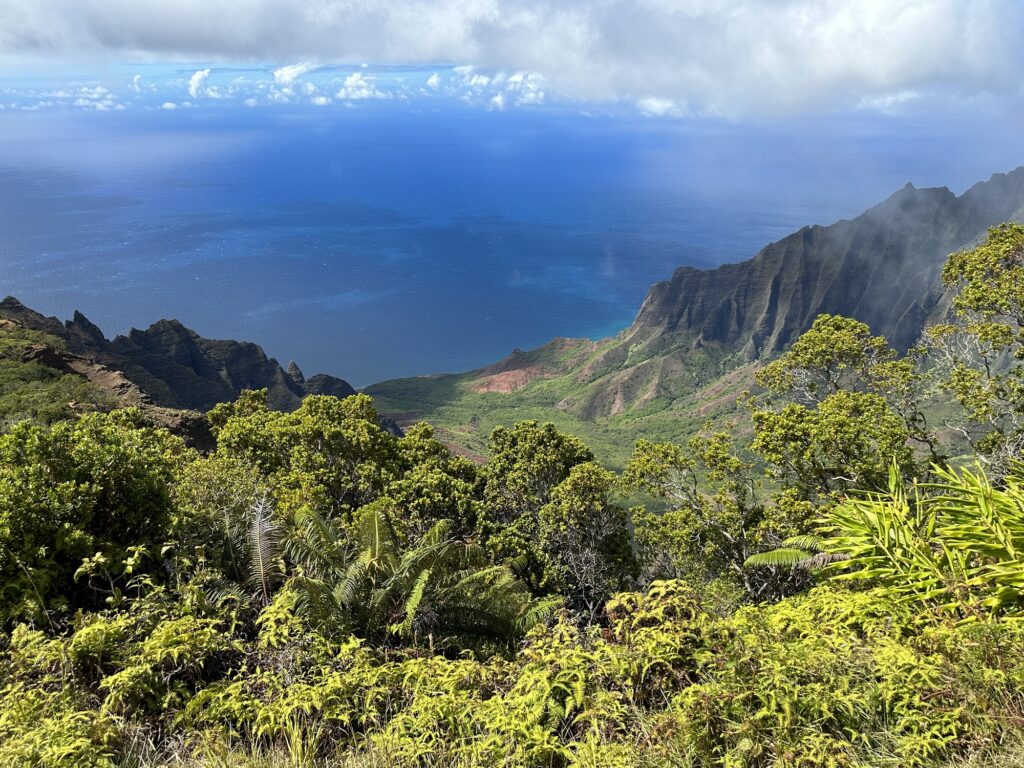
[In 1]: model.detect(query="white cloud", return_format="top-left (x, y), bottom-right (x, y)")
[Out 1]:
top-left (488, 91), bottom-right (505, 111)
top-left (425, 72), bottom-right (441, 89)
top-left (0, 1), bottom-right (1021, 116)
top-left (187, 68), bottom-right (210, 98)
top-left (336, 72), bottom-right (389, 100)
top-left (506, 71), bottom-right (545, 106)
top-left (311, 94), bottom-right (331, 105)
top-left (856, 89), bottom-right (922, 114)
top-left (273, 61), bottom-right (317, 85)
top-left (636, 96), bottom-right (682, 117)
top-left (131, 74), bottom-right (142, 92)
top-left (68, 84), bottom-right (119, 110)
top-left (160, 101), bottom-right (178, 110)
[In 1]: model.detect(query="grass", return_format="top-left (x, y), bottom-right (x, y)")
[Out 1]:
top-left (365, 353), bottom-right (756, 470)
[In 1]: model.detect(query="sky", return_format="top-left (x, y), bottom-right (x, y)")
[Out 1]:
top-left (0, 1), bottom-right (1022, 385)
top-left (0, 0), bottom-right (1021, 118)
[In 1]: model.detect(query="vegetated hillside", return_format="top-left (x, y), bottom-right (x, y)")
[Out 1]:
top-left (0, 315), bottom-right (215, 447)
top-left (6, 221), bottom-right (1024, 765)
top-left (0, 297), bottom-right (356, 412)
top-left (367, 167), bottom-right (1024, 465)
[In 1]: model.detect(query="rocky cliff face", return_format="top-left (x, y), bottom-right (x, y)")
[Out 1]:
top-left (555, 168), bottom-right (1024, 418)
top-left (0, 299), bottom-right (356, 413)
top-left (1, 314), bottom-right (215, 449)
top-left (626, 169), bottom-right (1024, 359)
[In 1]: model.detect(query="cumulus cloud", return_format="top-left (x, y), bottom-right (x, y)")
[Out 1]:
top-left (273, 61), bottom-right (317, 85)
top-left (0, 0), bottom-right (1021, 115)
top-left (187, 68), bottom-right (210, 98)
top-left (336, 72), bottom-right (389, 100)
top-left (425, 72), bottom-right (441, 89)
top-left (506, 71), bottom-right (545, 106)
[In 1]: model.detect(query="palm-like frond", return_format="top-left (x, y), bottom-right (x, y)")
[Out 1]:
top-left (745, 547), bottom-right (821, 568)
top-left (247, 496), bottom-right (284, 605)
top-left (744, 535), bottom-right (846, 569)
top-left (824, 461), bottom-right (1024, 618)
top-left (282, 504), bottom-right (552, 650)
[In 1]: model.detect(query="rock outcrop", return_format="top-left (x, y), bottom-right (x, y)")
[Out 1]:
top-left (0, 298), bottom-right (357, 413)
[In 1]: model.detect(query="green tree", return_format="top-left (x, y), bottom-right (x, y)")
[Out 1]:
top-left (929, 223), bottom-right (1024, 472)
top-left (383, 422), bottom-right (481, 541)
top-left (751, 315), bottom-right (932, 502)
top-left (626, 428), bottom-right (808, 601)
top-left (210, 390), bottom-right (401, 522)
top-left (480, 421), bottom-right (594, 591)
top-left (0, 410), bottom-right (187, 622)
top-left (537, 462), bottom-right (636, 622)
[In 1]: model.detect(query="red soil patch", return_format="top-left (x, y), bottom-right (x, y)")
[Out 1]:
top-left (470, 365), bottom-right (550, 394)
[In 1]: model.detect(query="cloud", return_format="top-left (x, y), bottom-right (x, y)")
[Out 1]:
top-left (425, 72), bottom-right (441, 89)
top-left (506, 71), bottom-right (544, 106)
top-left (187, 68), bottom-right (210, 98)
top-left (0, 0), bottom-right (1021, 115)
top-left (336, 72), bottom-right (389, 100)
top-left (636, 96), bottom-right (682, 117)
top-left (160, 101), bottom-right (178, 110)
top-left (273, 61), bottom-right (317, 85)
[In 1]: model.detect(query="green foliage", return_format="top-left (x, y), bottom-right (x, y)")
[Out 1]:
top-left (537, 462), bottom-right (637, 621)
top-left (929, 223), bottom-right (1024, 470)
top-left (751, 315), bottom-right (932, 501)
top-left (482, 420), bottom-right (594, 526)
top-left (0, 410), bottom-right (187, 623)
top-left (0, 324), bottom-right (110, 430)
top-left (481, 420), bottom-right (594, 592)
top-left (285, 505), bottom-right (557, 653)
top-left (661, 586), bottom-right (1023, 767)
top-left (824, 462), bottom-right (1024, 619)
top-left (210, 391), bottom-right (400, 521)
top-left (625, 428), bottom-right (809, 601)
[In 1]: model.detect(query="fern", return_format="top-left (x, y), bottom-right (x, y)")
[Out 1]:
top-left (246, 496), bottom-right (283, 606)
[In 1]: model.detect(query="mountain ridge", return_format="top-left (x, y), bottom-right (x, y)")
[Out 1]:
top-left (0, 297), bottom-right (357, 413)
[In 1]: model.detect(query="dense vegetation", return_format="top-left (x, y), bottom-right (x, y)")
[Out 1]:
top-left (0, 322), bottom-right (109, 429)
top-left (3, 225), bottom-right (1024, 766)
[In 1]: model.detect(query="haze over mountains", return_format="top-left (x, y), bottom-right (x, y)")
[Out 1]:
top-left (551, 166), bottom-right (1024, 418)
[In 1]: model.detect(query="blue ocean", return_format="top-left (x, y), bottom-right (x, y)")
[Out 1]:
top-left (1, 96), bottom-right (1019, 385)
